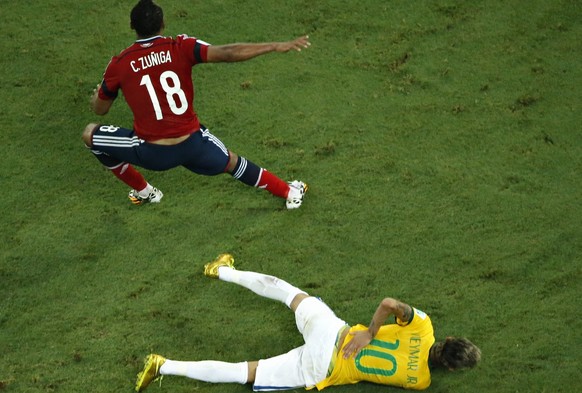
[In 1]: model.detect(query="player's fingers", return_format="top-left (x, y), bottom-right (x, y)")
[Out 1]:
top-left (342, 344), bottom-right (353, 358)
top-left (294, 35), bottom-right (310, 50)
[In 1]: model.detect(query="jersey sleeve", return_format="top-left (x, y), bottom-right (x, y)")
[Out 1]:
top-left (176, 34), bottom-right (210, 65)
top-left (98, 57), bottom-right (120, 100)
top-left (396, 307), bottom-right (428, 327)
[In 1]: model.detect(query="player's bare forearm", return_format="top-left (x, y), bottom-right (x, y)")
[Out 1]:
top-left (343, 298), bottom-right (407, 359)
top-left (210, 43), bottom-right (276, 62)
top-left (354, 298), bottom-right (409, 343)
top-left (378, 298), bottom-right (413, 325)
top-left (207, 35), bottom-right (310, 63)
top-left (397, 301), bottom-right (413, 322)
top-left (368, 298), bottom-right (397, 336)
top-left (90, 84), bottom-right (113, 115)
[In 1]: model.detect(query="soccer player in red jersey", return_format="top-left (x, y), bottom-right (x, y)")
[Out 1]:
top-left (82, 0), bottom-right (309, 209)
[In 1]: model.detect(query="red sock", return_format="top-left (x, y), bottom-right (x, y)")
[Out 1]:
top-left (111, 163), bottom-right (148, 191)
top-left (257, 169), bottom-right (290, 199)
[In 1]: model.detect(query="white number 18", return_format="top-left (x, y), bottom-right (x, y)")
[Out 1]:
top-left (140, 71), bottom-right (188, 120)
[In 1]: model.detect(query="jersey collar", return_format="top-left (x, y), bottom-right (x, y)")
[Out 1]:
top-left (135, 35), bottom-right (163, 44)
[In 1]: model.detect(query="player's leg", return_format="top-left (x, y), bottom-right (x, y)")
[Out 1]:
top-left (291, 297), bottom-right (349, 387)
top-left (183, 126), bottom-right (307, 209)
top-left (227, 151), bottom-right (308, 209)
top-left (160, 360), bottom-right (250, 384)
top-left (203, 254), bottom-right (309, 309)
top-left (154, 352), bottom-right (309, 391)
top-left (208, 258), bottom-right (347, 374)
top-left (161, 359), bottom-right (255, 383)
top-left (226, 151), bottom-right (288, 197)
top-left (137, 352), bottom-right (306, 392)
top-left (82, 123), bottom-right (162, 204)
top-left (135, 354), bottom-right (254, 392)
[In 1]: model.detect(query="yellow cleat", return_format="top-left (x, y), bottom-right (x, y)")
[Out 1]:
top-left (204, 254), bottom-right (235, 279)
top-left (135, 354), bottom-right (166, 392)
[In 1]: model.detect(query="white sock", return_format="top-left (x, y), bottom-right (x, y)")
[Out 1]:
top-left (218, 267), bottom-right (307, 308)
top-left (138, 183), bottom-right (153, 198)
top-left (160, 359), bottom-right (247, 384)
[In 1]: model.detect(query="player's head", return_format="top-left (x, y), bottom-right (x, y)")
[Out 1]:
top-left (130, 0), bottom-right (164, 38)
top-left (431, 337), bottom-right (481, 370)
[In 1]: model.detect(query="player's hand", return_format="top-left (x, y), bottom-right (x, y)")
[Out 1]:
top-left (342, 330), bottom-right (373, 359)
top-left (90, 84), bottom-right (100, 107)
top-left (275, 35), bottom-right (311, 52)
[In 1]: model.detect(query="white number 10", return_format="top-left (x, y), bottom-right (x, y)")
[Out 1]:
top-left (140, 71), bottom-right (188, 120)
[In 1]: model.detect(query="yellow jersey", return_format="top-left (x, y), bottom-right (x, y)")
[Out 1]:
top-left (314, 308), bottom-right (435, 391)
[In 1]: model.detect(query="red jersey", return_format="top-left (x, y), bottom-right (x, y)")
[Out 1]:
top-left (98, 35), bottom-right (209, 141)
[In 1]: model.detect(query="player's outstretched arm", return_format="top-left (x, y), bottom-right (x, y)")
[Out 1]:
top-left (342, 298), bottom-right (413, 359)
top-left (206, 35), bottom-right (310, 63)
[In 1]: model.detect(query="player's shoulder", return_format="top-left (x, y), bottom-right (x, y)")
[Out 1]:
top-left (398, 307), bottom-right (432, 327)
top-left (412, 307), bottom-right (429, 320)
top-left (174, 34), bottom-right (196, 43)
top-left (408, 308), bottom-right (433, 332)
top-left (173, 34), bottom-right (211, 47)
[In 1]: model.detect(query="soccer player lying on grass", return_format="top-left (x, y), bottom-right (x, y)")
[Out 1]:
top-left (82, 0), bottom-right (308, 209)
top-left (135, 255), bottom-right (481, 391)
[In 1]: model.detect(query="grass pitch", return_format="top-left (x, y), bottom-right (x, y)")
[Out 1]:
top-left (0, 1), bottom-right (580, 392)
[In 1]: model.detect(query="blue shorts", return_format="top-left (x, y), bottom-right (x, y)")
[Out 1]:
top-left (90, 124), bottom-right (230, 175)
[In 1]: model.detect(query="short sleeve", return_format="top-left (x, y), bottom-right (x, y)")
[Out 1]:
top-left (176, 34), bottom-right (210, 64)
top-left (396, 307), bottom-right (427, 327)
top-left (98, 57), bottom-right (120, 100)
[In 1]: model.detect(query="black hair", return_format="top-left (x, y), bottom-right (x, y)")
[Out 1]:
top-left (130, 0), bottom-right (164, 38)
top-left (441, 338), bottom-right (481, 370)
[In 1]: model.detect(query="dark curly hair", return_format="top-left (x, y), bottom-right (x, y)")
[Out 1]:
top-left (440, 338), bottom-right (481, 370)
top-left (130, 0), bottom-right (164, 38)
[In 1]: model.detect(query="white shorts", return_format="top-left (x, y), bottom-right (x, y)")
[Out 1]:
top-left (253, 297), bottom-right (347, 391)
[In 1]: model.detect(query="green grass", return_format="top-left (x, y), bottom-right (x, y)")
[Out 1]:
top-left (1, 0), bottom-right (581, 392)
